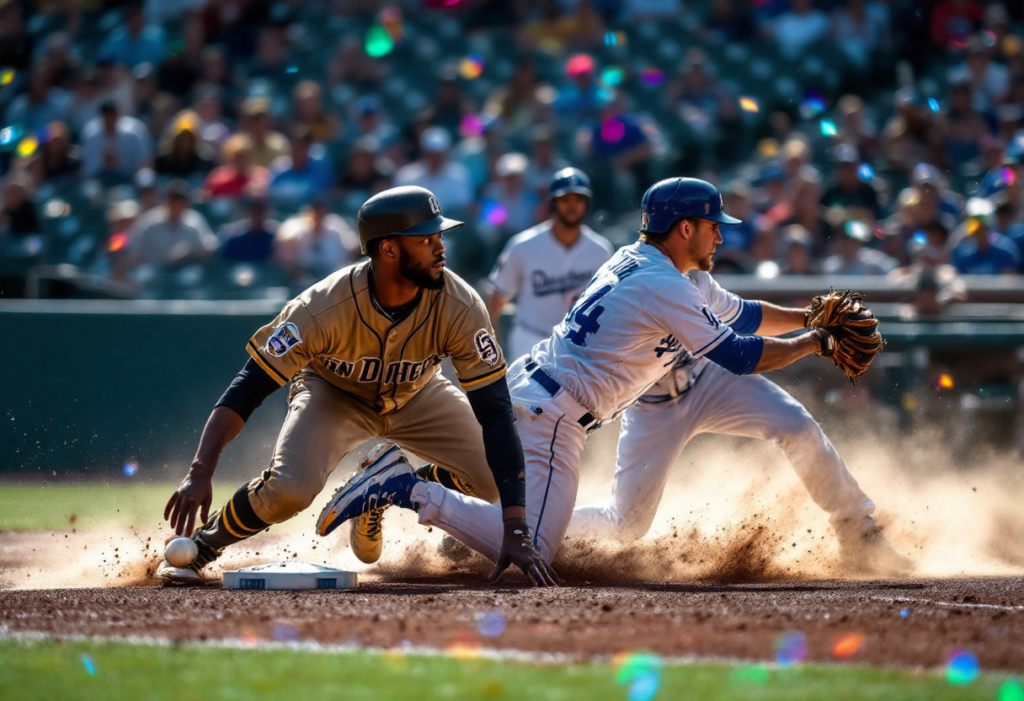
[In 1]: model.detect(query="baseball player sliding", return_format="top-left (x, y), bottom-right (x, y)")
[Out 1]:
top-left (161, 185), bottom-right (559, 587)
top-left (487, 168), bottom-right (614, 360)
top-left (318, 177), bottom-right (911, 577)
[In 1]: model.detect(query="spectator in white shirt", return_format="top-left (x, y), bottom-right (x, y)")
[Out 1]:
top-left (275, 198), bottom-right (361, 284)
top-left (394, 126), bottom-right (474, 212)
top-left (81, 99), bottom-right (153, 182)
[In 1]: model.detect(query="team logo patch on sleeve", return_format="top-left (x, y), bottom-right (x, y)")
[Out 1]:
top-left (474, 329), bottom-right (500, 366)
top-left (265, 322), bottom-right (303, 357)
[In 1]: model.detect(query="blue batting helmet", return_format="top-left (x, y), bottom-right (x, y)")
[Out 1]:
top-left (640, 177), bottom-right (741, 234)
top-left (549, 167), bottom-right (592, 201)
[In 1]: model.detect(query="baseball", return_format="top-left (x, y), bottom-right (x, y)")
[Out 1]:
top-left (164, 537), bottom-right (198, 568)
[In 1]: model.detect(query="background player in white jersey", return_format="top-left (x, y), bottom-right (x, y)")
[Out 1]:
top-left (487, 168), bottom-right (614, 360)
top-left (567, 268), bottom-right (911, 574)
top-left (318, 178), bottom-right (886, 579)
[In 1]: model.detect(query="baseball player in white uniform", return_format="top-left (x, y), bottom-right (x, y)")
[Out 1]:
top-left (319, 178), bottom-right (910, 580)
top-left (487, 168), bottom-right (614, 360)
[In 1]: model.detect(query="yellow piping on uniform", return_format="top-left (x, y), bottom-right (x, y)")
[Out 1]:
top-left (219, 509), bottom-right (247, 539)
top-left (227, 498), bottom-right (261, 533)
top-left (459, 366), bottom-right (507, 389)
top-left (246, 341), bottom-right (289, 385)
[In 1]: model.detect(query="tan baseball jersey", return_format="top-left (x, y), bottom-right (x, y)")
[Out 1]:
top-left (247, 260), bottom-right (506, 414)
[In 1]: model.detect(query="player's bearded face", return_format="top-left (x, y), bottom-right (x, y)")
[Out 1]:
top-left (687, 219), bottom-right (721, 272)
top-left (552, 194), bottom-right (587, 227)
top-left (396, 234), bottom-right (446, 290)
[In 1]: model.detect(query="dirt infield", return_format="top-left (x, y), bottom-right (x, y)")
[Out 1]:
top-left (2, 576), bottom-right (1023, 671)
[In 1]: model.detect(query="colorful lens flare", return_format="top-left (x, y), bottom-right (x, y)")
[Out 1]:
top-left (122, 461), bottom-right (139, 477)
top-left (0, 68), bottom-right (14, 86)
top-left (739, 96), bottom-right (759, 113)
top-left (937, 374), bottom-right (955, 390)
top-left (483, 201), bottom-right (508, 226)
top-left (832, 633), bottom-right (865, 659)
top-left (80, 654), bottom-right (96, 676)
top-left (365, 24), bottom-right (395, 58)
top-left (946, 650), bottom-right (980, 685)
top-left (614, 652), bottom-right (662, 701)
top-left (459, 55), bottom-right (484, 80)
top-left (640, 68), bottom-right (664, 86)
top-left (600, 67), bottom-right (624, 87)
top-left (928, 97), bottom-right (940, 112)
top-left (858, 164), bottom-right (874, 181)
top-left (474, 608), bottom-right (507, 638)
top-left (774, 631), bottom-right (807, 667)
top-left (1000, 680), bottom-right (1024, 701)
top-left (820, 120), bottom-right (837, 137)
top-left (600, 117), bottom-right (626, 144)
top-left (604, 31), bottom-right (627, 47)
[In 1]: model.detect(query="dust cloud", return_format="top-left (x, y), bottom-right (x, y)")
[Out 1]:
top-left (3, 418), bottom-right (1024, 590)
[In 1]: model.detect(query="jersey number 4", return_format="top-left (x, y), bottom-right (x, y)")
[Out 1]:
top-left (564, 284), bottom-right (612, 346)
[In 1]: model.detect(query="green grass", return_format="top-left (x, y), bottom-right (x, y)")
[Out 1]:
top-left (0, 639), bottom-right (1012, 701)
top-left (0, 483), bottom-right (233, 531)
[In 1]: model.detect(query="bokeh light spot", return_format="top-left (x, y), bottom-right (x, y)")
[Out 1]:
top-left (928, 97), bottom-right (940, 112)
top-left (474, 608), bottom-right (507, 638)
top-left (460, 114), bottom-right (484, 138)
top-left (1000, 680), bottom-right (1024, 701)
top-left (774, 631), bottom-right (807, 667)
top-left (1001, 167), bottom-right (1017, 186)
top-left (832, 633), bottom-right (865, 659)
top-left (108, 233), bottom-right (128, 253)
top-left (729, 664), bottom-right (770, 686)
top-left (739, 96), bottom-right (759, 113)
top-left (604, 31), bottom-right (627, 47)
top-left (241, 628), bottom-right (259, 648)
top-left (459, 55), bottom-right (484, 80)
top-left (600, 66), bottom-right (624, 87)
top-left (565, 53), bottom-right (595, 78)
top-left (122, 461), bottom-right (139, 477)
top-left (600, 117), bottom-right (626, 144)
top-left (946, 650), bottom-right (979, 685)
top-left (900, 607), bottom-right (910, 618)
top-left (858, 164), bottom-right (874, 181)
top-left (799, 90), bottom-right (826, 119)
top-left (0, 68), bottom-right (14, 86)
top-left (80, 653), bottom-right (96, 676)
top-left (446, 632), bottom-right (482, 660)
top-left (483, 201), bottom-right (508, 226)
top-left (820, 120), bottom-right (837, 137)
top-left (640, 68), bottom-right (665, 86)
top-left (16, 136), bottom-right (37, 157)
top-left (365, 24), bottom-right (395, 58)
top-left (937, 374), bottom-right (955, 390)
top-left (614, 652), bottom-right (662, 701)
top-left (379, 7), bottom-right (404, 41)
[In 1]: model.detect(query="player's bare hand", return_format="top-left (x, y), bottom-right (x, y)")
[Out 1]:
top-left (488, 517), bottom-right (562, 587)
top-left (164, 466), bottom-right (213, 537)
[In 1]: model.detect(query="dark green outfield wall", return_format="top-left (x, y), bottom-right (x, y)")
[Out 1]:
top-left (1, 300), bottom-right (288, 476)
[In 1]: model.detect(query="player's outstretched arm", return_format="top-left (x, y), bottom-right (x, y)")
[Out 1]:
top-left (752, 302), bottom-right (809, 337)
top-left (466, 379), bottom-right (562, 587)
top-left (751, 329), bottom-right (833, 373)
top-left (164, 359), bottom-right (282, 537)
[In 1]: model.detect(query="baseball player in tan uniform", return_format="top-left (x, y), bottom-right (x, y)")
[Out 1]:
top-left (161, 185), bottom-right (559, 587)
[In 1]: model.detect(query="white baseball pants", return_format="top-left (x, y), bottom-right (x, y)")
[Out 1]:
top-left (413, 356), bottom-right (589, 564)
top-left (569, 362), bottom-right (877, 544)
top-left (508, 325), bottom-right (548, 365)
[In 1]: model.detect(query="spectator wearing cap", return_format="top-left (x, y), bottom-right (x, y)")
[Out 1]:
top-left (779, 224), bottom-right (817, 275)
top-left (836, 95), bottom-right (881, 162)
top-left (769, 0), bottom-right (830, 59)
top-left (519, 0), bottom-right (605, 56)
top-left (204, 134), bottom-right (270, 200)
top-left (822, 220), bottom-right (898, 275)
top-left (483, 58), bottom-right (549, 139)
top-left (912, 164), bottom-right (962, 221)
top-left (275, 199), bottom-right (361, 284)
top-left (218, 197), bottom-right (280, 264)
top-left (719, 181), bottom-right (757, 254)
top-left (0, 172), bottom-right (40, 240)
top-left (31, 121), bottom-right (81, 184)
top-left (426, 68), bottom-right (474, 141)
top-left (781, 138), bottom-right (821, 192)
top-left (117, 180), bottom-right (217, 281)
top-left (454, 113), bottom-right (506, 193)
top-left (941, 73), bottom-right (990, 166)
top-left (882, 88), bottom-right (939, 175)
top-left (337, 136), bottom-right (393, 207)
top-left (240, 97), bottom-right (291, 169)
top-left (581, 91), bottom-right (655, 210)
top-left (268, 127), bottom-right (335, 206)
top-left (930, 0), bottom-right (984, 51)
top-left (820, 144), bottom-right (882, 219)
top-left (831, 0), bottom-right (891, 70)
top-left (948, 34), bottom-right (1011, 114)
top-left (481, 153), bottom-right (542, 242)
top-left (81, 100), bottom-right (153, 182)
top-left (98, 2), bottom-right (166, 68)
top-left (5, 65), bottom-right (70, 134)
top-left (553, 54), bottom-right (606, 123)
top-left (992, 193), bottom-right (1024, 267)
top-left (292, 81), bottom-right (339, 144)
top-left (155, 111), bottom-right (214, 179)
top-left (395, 127), bottom-right (474, 211)
top-left (952, 199), bottom-right (1021, 275)
top-left (104, 199), bottom-right (141, 272)
top-left (523, 125), bottom-right (569, 199)
top-left (192, 86), bottom-right (231, 156)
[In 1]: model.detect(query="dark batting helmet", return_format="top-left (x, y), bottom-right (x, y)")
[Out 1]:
top-left (640, 177), bottom-right (741, 234)
top-left (549, 167), bottom-right (592, 201)
top-left (357, 186), bottom-right (464, 255)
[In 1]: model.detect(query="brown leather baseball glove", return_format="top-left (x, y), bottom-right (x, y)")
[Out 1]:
top-left (805, 289), bottom-right (883, 383)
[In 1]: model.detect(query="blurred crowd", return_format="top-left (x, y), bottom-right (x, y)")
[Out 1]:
top-left (1, 0), bottom-right (1024, 300)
